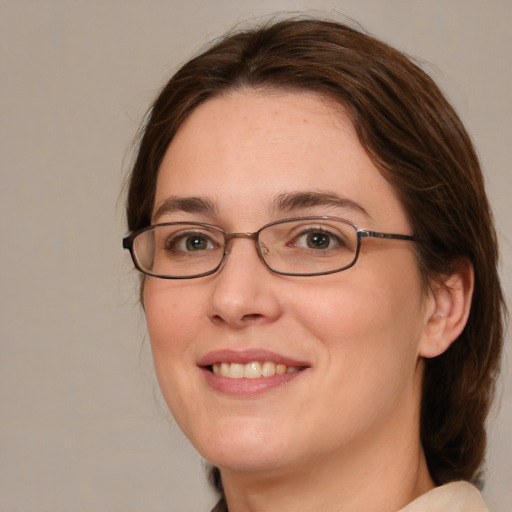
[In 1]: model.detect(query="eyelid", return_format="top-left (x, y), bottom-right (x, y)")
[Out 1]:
top-left (285, 219), bottom-right (350, 232)
top-left (287, 224), bottom-right (341, 238)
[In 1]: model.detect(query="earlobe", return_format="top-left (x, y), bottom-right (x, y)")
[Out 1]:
top-left (419, 260), bottom-right (474, 359)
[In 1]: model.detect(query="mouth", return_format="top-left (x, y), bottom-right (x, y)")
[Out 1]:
top-left (198, 349), bottom-right (309, 393)
top-left (209, 361), bottom-right (304, 379)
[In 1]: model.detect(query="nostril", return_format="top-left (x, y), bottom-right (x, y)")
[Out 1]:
top-left (242, 313), bottom-right (263, 320)
top-left (239, 313), bottom-right (266, 325)
top-left (210, 312), bottom-right (265, 327)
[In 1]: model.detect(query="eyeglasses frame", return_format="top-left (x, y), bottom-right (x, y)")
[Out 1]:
top-left (122, 216), bottom-right (419, 279)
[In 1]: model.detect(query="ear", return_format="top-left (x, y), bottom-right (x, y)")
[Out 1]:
top-left (419, 259), bottom-right (474, 358)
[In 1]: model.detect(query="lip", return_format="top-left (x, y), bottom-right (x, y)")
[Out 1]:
top-left (198, 349), bottom-right (310, 396)
top-left (197, 349), bottom-right (309, 368)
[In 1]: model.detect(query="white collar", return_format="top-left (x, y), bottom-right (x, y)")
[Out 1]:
top-left (398, 481), bottom-right (487, 512)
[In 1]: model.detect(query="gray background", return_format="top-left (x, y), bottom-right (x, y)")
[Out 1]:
top-left (1, 1), bottom-right (510, 511)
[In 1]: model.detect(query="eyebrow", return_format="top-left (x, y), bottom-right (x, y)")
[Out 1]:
top-left (153, 196), bottom-right (218, 220)
top-left (270, 191), bottom-right (371, 219)
top-left (153, 190), bottom-right (370, 221)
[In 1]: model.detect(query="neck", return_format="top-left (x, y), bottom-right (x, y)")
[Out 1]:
top-left (222, 435), bottom-right (433, 512)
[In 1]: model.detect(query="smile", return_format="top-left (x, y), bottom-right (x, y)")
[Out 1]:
top-left (211, 361), bottom-right (302, 378)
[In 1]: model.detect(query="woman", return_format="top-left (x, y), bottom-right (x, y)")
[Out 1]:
top-left (123, 18), bottom-right (505, 511)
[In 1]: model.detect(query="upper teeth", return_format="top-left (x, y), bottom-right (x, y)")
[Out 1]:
top-left (211, 361), bottom-right (300, 379)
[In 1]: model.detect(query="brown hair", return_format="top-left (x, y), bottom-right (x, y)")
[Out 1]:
top-left (126, 17), bottom-right (505, 509)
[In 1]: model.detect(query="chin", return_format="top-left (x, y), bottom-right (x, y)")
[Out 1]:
top-left (207, 447), bottom-right (296, 475)
top-left (190, 418), bottom-right (297, 473)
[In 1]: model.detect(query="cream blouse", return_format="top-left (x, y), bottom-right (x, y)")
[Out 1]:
top-left (398, 481), bottom-right (488, 512)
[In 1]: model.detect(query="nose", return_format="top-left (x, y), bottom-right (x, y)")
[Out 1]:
top-left (206, 236), bottom-right (282, 328)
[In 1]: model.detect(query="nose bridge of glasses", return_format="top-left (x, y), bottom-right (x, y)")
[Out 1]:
top-left (224, 230), bottom-right (268, 264)
top-left (224, 231), bottom-right (259, 244)
top-left (223, 231), bottom-right (268, 260)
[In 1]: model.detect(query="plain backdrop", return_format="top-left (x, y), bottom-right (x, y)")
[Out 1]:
top-left (1, 1), bottom-right (510, 511)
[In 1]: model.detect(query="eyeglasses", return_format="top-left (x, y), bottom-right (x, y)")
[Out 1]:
top-left (123, 216), bottom-right (418, 279)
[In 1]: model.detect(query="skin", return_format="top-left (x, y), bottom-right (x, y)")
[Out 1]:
top-left (143, 90), bottom-right (471, 512)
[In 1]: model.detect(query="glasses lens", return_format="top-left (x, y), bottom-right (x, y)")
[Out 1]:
top-left (133, 224), bottom-right (225, 277)
top-left (258, 218), bottom-right (358, 275)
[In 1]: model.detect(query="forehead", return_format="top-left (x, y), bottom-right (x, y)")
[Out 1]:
top-left (154, 90), bottom-right (409, 231)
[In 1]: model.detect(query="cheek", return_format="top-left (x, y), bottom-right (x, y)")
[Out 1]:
top-left (144, 280), bottom-right (203, 353)
top-left (143, 280), bottom-right (207, 414)
top-left (293, 253), bottom-right (425, 380)
top-left (296, 279), bottom-right (420, 346)
top-left (143, 281), bottom-right (206, 428)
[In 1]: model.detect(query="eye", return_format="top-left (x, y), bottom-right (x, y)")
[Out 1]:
top-left (304, 231), bottom-right (331, 249)
top-left (166, 231), bottom-right (216, 252)
top-left (290, 228), bottom-right (344, 250)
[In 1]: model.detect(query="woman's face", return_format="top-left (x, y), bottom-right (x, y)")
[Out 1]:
top-left (144, 91), bottom-right (430, 475)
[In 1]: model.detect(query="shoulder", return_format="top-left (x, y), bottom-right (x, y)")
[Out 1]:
top-left (398, 482), bottom-right (488, 512)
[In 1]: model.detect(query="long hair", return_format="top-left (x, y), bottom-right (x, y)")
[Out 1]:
top-left (126, 18), bottom-right (505, 510)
